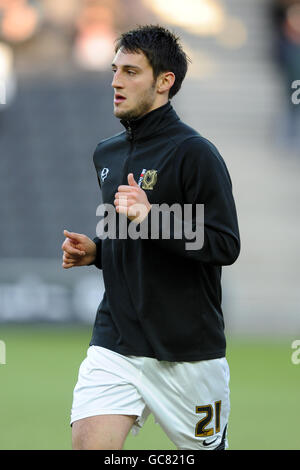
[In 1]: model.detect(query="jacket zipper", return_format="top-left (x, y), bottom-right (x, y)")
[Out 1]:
top-left (121, 122), bottom-right (135, 183)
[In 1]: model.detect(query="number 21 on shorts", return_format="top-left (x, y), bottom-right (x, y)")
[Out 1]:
top-left (195, 400), bottom-right (221, 437)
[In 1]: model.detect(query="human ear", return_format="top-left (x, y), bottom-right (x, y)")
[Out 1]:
top-left (157, 72), bottom-right (175, 95)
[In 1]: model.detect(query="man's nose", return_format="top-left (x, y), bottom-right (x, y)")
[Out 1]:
top-left (111, 71), bottom-right (124, 89)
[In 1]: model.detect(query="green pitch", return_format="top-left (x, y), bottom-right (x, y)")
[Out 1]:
top-left (0, 326), bottom-right (298, 450)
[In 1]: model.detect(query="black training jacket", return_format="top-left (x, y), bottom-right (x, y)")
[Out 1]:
top-left (89, 101), bottom-right (240, 361)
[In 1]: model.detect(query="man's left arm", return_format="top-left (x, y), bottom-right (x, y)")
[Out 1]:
top-left (145, 137), bottom-right (241, 266)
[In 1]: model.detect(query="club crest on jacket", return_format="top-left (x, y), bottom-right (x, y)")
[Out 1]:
top-left (141, 169), bottom-right (158, 190)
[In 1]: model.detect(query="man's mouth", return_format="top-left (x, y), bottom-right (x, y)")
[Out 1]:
top-left (114, 94), bottom-right (126, 104)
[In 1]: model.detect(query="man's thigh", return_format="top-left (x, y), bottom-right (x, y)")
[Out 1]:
top-left (72, 414), bottom-right (137, 450)
top-left (70, 346), bottom-right (150, 449)
top-left (139, 357), bottom-right (230, 450)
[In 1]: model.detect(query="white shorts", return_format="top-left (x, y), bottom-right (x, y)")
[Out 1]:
top-left (70, 346), bottom-right (230, 450)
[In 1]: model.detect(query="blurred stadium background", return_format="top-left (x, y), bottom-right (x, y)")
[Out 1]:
top-left (0, 0), bottom-right (299, 450)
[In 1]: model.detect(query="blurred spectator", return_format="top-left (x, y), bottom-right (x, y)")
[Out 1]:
top-left (72, 0), bottom-right (158, 71)
top-left (0, 0), bottom-right (40, 43)
top-left (73, 0), bottom-right (117, 70)
top-left (42, 0), bottom-right (80, 27)
top-left (271, 0), bottom-right (300, 151)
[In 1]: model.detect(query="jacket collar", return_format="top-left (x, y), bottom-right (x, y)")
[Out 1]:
top-left (120, 101), bottom-right (179, 142)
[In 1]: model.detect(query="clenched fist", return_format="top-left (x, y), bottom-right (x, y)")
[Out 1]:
top-left (62, 230), bottom-right (96, 269)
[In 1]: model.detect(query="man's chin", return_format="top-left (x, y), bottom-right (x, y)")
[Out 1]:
top-left (114, 109), bottom-right (137, 121)
top-left (113, 105), bottom-right (129, 119)
top-left (113, 109), bottom-right (126, 119)
top-left (113, 99), bottom-right (155, 121)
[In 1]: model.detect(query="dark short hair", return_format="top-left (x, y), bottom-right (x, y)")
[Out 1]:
top-left (114, 24), bottom-right (190, 99)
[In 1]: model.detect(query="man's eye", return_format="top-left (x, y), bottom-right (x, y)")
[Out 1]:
top-left (127, 71), bottom-right (136, 75)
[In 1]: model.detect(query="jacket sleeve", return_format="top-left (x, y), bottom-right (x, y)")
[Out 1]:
top-left (91, 236), bottom-right (102, 269)
top-left (144, 137), bottom-right (240, 266)
top-left (89, 146), bottom-right (103, 270)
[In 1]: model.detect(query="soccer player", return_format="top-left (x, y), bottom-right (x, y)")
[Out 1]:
top-left (62, 25), bottom-right (240, 450)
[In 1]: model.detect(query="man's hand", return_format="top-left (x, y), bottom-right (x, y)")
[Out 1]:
top-left (62, 230), bottom-right (97, 269)
top-left (114, 173), bottom-right (152, 224)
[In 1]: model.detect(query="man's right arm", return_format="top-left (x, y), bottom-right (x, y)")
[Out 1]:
top-left (62, 145), bottom-right (105, 270)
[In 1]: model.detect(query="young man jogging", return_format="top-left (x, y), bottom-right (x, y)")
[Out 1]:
top-left (62, 25), bottom-right (240, 450)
